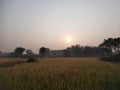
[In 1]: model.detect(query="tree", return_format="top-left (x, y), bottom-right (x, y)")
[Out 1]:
top-left (15, 47), bottom-right (25, 57)
top-left (26, 50), bottom-right (34, 56)
top-left (99, 38), bottom-right (113, 55)
top-left (65, 44), bottom-right (105, 57)
top-left (114, 37), bottom-right (120, 53)
top-left (117, 38), bottom-right (120, 52)
top-left (99, 37), bottom-right (120, 55)
top-left (39, 47), bottom-right (47, 57)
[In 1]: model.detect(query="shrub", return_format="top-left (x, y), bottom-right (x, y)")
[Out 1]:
top-left (100, 54), bottom-right (120, 62)
top-left (26, 57), bottom-right (37, 62)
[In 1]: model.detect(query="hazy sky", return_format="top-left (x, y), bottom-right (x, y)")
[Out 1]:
top-left (0, 0), bottom-right (120, 53)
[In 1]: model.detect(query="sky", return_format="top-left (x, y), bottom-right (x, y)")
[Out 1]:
top-left (0, 0), bottom-right (120, 53)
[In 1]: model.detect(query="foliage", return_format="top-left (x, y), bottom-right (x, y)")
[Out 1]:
top-left (100, 54), bottom-right (120, 63)
top-left (39, 47), bottom-right (50, 57)
top-left (26, 57), bottom-right (37, 62)
top-left (14, 47), bottom-right (25, 57)
top-left (99, 37), bottom-right (120, 55)
top-left (65, 45), bottom-right (105, 57)
top-left (26, 50), bottom-right (34, 56)
top-left (39, 47), bottom-right (46, 56)
top-left (0, 58), bottom-right (120, 90)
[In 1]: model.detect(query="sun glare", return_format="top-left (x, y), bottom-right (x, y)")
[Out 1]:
top-left (66, 37), bottom-right (72, 43)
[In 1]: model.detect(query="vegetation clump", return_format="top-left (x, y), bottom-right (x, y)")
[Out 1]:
top-left (26, 57), bottom-right (37, 62)
top-left (101, 54), bottom-right (120, 63)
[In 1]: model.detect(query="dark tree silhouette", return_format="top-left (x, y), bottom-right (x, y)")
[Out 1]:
top-left (99, 39), bottom-right (113, 55)
top-left (15, 47), bottom-right (25, 57)
top-left (39, 47), bottom-right (47, 57)
top-left (114, 38), bottom-right (120, 53)
top-left (26, 50), bottom-right (34, 56)
top-left (99, 37), bottom-right (120, 55)
top-left (64, 45), bottom-right (104, 57)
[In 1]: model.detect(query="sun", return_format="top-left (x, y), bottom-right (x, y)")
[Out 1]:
top-left (66, 37), bottom-right (72, 43)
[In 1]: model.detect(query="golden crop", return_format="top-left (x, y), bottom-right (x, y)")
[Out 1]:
top-left (0, 58), bottom-right (120, 90)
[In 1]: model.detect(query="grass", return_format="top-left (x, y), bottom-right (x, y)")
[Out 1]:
top-left (0, 57), bottom-right (120, 90)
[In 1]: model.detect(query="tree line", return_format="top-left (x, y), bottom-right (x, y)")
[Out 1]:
top-left (64, 45), bottom-right (105, 57)
top-left (3, 37), bottom-right (120, 57)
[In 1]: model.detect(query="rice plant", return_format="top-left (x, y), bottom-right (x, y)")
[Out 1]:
top-left (0, 58), bottom-right (120, 90)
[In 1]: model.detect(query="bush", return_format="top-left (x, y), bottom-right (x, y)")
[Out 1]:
top-left (26, 57), bottom-right (37, 62)
top-left (100, 54), bottom-right (120, 63)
